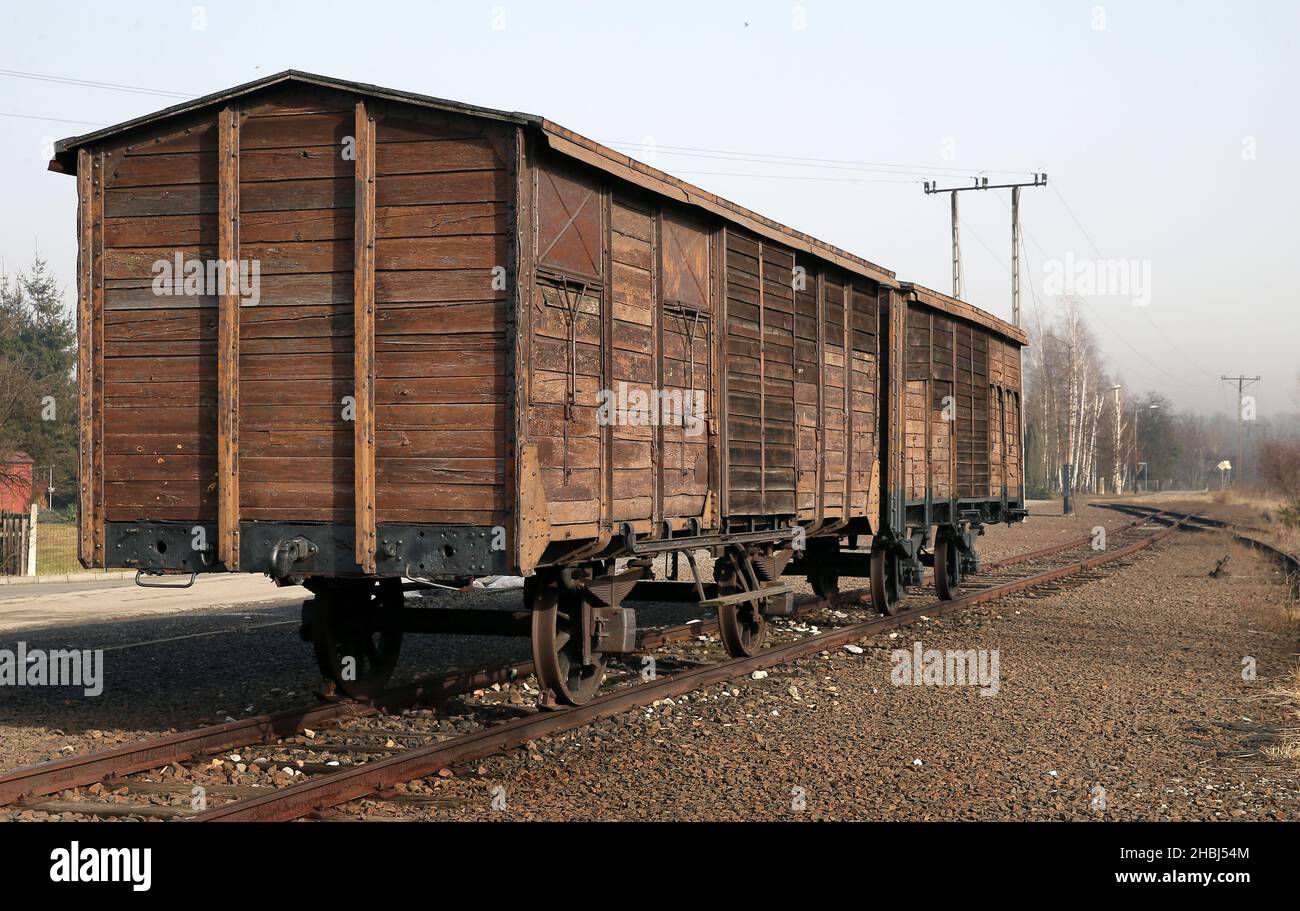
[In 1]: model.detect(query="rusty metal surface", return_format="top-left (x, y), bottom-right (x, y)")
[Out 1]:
top-left (0, 662), bottom-right (519, 807)
top-left (535, 160), bottom-right (603, 282)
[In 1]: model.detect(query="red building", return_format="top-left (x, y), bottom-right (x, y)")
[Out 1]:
top-left (0, 452), bottom-right (35, 513)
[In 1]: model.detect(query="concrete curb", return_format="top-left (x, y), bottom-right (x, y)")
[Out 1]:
top-left (0, 571), bottom-right (133, 586)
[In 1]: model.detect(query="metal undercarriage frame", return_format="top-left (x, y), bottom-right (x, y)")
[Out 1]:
top-left (105, 521), bottom-right (511, 580)
top-left (896, 494), bottom-right (1026, 584)
top-left (106, 491), bottom-right (1024, 585)
top-left (108, 493), bottom-right (1023, 707)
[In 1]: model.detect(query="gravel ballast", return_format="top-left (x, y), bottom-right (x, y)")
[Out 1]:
top-left (370, 527), bottom-right (1299, 821)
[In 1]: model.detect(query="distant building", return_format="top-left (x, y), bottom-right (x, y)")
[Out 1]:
top-left (0, 452), bottom-right (35, 513)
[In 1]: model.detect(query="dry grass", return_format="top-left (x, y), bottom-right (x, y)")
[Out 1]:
top-left (1265, 662), bottom-right (1300, 762)
top-left (1181, 488), bottom-right (1300, 554)
top-left (1206, 491), bottom-right (1300, 764)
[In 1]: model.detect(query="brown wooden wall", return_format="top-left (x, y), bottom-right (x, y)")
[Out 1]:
top-left (847, 285), bottom-right (880, 513)
top-left (527, 156), bottom-right (606, 533)
top-left (84, 84), bottom-right (514, 565)
top-left (525, 154), bottom-right (718, 541)
top-left (793, 257), bottom-right (819, 520)
top-left (659, 211), bottom-right (712, 521)
top-left (100, 115), bottom-right (219, 525)
top-left (724, 232), bottom-right (796, 516)
top-left (820, 275), bottom-right (849, 515)
top-left (990, 338), bottom-right (1023, 497)
top-left (903, 302), bottom-right (1023, 506)
top-left (236, 92), bottom-right (354, 523)
top-left (609, 196), bottom-right (655, 524)
top-left (372, 106), bottom-right (510, 527)
top-left (721, 233), bottom-right (881, 524)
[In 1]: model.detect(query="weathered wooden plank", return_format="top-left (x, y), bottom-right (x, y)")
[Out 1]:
top-left (375, 138), bottom-right (502, 175)
top-left (89, 151), bottom-right (109, 565)
top-left (105, 175), bottom-right (499, 218)
top-left (106, 454), bottom-right (217, 482)
top-left (217, 106), bottom-right (241, 569)
top-left (353, 99), bottom-right (378, 573)
top-left (238, 110), bottom-right (351, 146)
top-left (110, 150), bottom-right (216, 187)
top-left (375, 430), bottom-right (503, 460)
top-left (376, 202), bottom-right (505, 239)
top-left (105, 405), bottom-right (215, 436)
top-left (76, 148), bottom-right (102, 566)
top-left (106, 235), bottom-right (503, 280)
top-left (107, 480), bottom-right (215, 509)
top-left (376, 234), bottom-right (504, 271)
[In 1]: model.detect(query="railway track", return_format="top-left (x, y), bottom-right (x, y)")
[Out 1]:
top-left (0, 511), bottom-right (1191, 822)
top-left (1098, 501), bottom-right (1299, 589)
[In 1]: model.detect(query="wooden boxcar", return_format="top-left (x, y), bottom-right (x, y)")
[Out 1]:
top-left (51, 72), bottom-right (1026, 704)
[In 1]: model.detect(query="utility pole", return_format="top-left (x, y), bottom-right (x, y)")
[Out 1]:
top-left (923, 173), bottom-right (1047, 324)
top-left (1220, 374), bottom-right (1260, 487)
top-left (1011, 185), bottom-right (1021, 326)
top-left (951, 190), bottom-right (961, 298)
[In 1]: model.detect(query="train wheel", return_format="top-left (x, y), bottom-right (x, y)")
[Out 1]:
top-left (311, 579), bottom-right (404, 700)
top-left (717, 601), bottom-right (769, 658)
top-left (715, 549), bottom-right (769, 657)
top-left (809, 568), bottom-right (840, 599)
top-left (807, 538), bottom-right (840, 599)
top-left (529, 575), bottom-right (605, 706)
top-left (934, 532), bottom-right (961, 601)
top-left (870, 540), bottom-right (902, 616)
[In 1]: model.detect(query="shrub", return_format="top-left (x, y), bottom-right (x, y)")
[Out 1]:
top-left (1258, 440), bottom-right (1300, 526)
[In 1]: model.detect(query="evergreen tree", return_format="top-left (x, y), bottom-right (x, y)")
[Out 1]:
top-left (0, 256), bottom-right (78, 511)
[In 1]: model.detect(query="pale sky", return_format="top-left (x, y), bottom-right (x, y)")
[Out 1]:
top-left (2, 0), bottom-right (1296, 419)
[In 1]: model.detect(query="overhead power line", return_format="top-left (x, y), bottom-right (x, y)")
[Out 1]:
top-left (672, 169), bottom-right (922, 184)
top-left (1050, 183), bottom-right (1219, 382)
top-left (995, 188), bottom-right (1210, 390)
top-left (604, 139), bottom-right (1040, 180)
top-left (0, 68), bottom-right (194, 99)
top-left (0, 111), bottom-right (110, 127)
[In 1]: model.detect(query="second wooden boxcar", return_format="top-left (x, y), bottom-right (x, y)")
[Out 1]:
top-left (51, 72), bottom-right (1026, 704)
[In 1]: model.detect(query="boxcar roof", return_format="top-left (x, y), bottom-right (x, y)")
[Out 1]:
top-left (48, 69), bottom-right (1024, 345)
top-left (900, 283), bottom-right (1028, 346)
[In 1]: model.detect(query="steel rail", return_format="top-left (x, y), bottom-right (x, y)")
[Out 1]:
top-left (190, 517), bottom-right (1184, 822)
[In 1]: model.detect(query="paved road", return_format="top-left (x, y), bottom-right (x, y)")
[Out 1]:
top-left (0, 577), bottom-right (139, 602)
top-left (0, 573), bottom-right (307, 633)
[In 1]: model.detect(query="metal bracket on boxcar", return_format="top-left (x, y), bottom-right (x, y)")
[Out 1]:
top-left (135, 570), bottom-right (197, 589)
top-left (271, 536), bottom-right (319, 578)
top-left (618, 521), bottom-right (799, 557)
